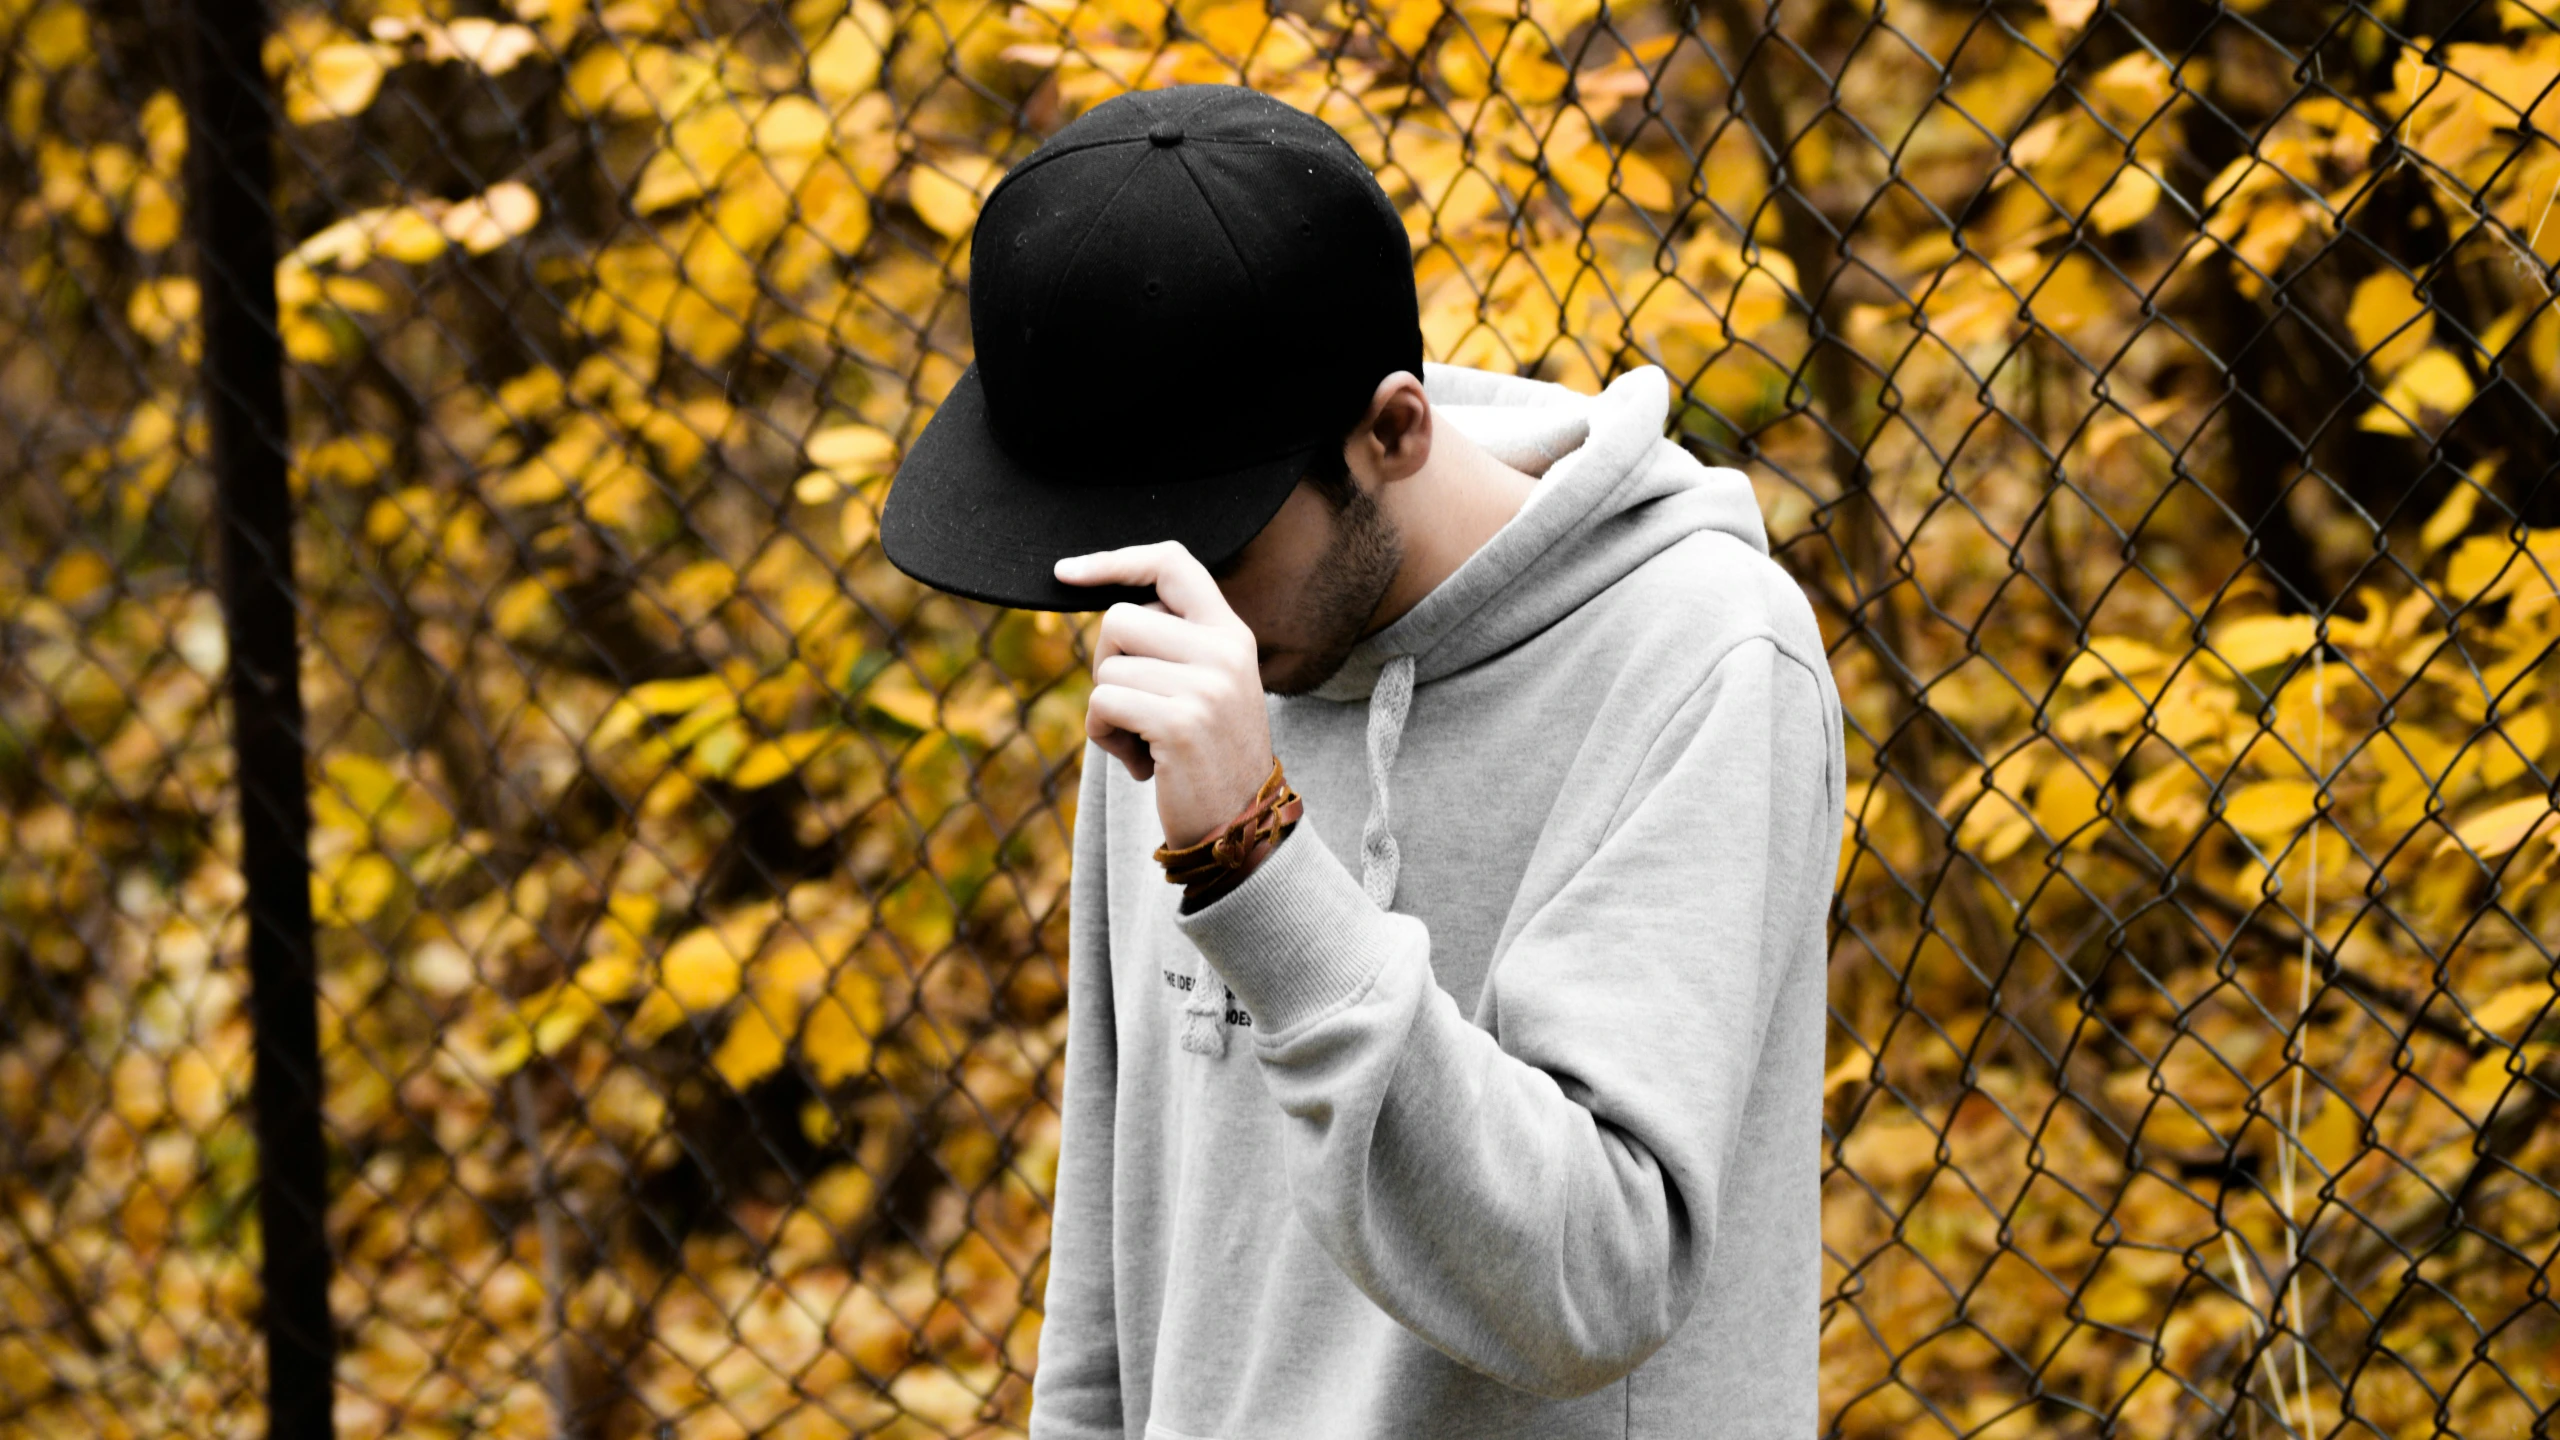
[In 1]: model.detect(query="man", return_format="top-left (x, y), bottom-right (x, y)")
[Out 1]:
top-left (880, 82), bottom-right (1843, 1439)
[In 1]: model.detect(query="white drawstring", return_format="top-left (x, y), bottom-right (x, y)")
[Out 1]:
top-left (1359, 652), bottom-right (1416, 911)
top-left (1178, 953), bottom-right (1231, 1056)
top-left (1180, 650), bottom-right (1418, 1058)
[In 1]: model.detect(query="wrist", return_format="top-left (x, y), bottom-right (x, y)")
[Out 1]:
top-left (1179, 826), bottom-right (1289, 914)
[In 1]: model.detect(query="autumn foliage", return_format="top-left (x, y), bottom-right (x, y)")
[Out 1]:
top-left (4, 0), bottom-right (2559, 1434)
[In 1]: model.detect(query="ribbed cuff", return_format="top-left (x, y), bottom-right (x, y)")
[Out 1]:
top-left (1170, 820), bottom-right (1397, 1037)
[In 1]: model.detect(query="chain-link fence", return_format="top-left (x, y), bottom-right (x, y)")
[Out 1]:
top-left (5, 0), bottom-right (2558, 1433)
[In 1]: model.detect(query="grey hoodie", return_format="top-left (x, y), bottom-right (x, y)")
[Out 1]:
top-left (1028, 360), bottom-right (1845, 1439)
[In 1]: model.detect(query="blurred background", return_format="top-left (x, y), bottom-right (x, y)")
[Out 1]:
top-left (3, 0), bottom-right (2557, 1434)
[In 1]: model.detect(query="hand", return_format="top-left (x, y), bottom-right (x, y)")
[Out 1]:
top-left (1054, 542), bottom-right (1274, 851)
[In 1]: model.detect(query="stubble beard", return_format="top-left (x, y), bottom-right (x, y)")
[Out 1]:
top-left (1264, 480), bottom-right (1404, 698)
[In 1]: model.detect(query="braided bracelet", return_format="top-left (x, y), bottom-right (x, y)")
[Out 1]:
top-left (1153, 755), bottom-right (1303, 903)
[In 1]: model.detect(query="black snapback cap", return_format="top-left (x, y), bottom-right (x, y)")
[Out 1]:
top-left (878, 83), bottom-right (1425, 613)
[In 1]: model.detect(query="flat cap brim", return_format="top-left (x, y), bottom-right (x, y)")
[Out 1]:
top-left (878, 363), bottom-right (1314, 613)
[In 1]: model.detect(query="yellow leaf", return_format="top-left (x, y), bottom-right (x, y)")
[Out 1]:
top-left (1495, 36), bottom-right (1569, 105)
top-left (2222, 780), bottom-right (2317, 843)
top-left (291, 43), bottom-right (387, 125)
top-left (169, 1050), bottom-right (225, 1130)
top-left (320, 275), bottom-right (389, 314)
top-left (290, 217), bottom-right (370, 269)
top-left (371, 206), bottom-right (452, 265)
top-left (2128, 763), bottom-right (2205, 833)
top-left (634, 104), bottom-right (751, 212)
top-left (661, 926), bottom-right (746, 1011)
top-left (889, 1367), bottom-right (985, 1432)
top-left (2397, 348), bottom-right (2474, 410)
top-left (313, 852), bottom-right (399, 925)
top-left (2436, 795), bottom-right (2552, 860)
top-left (2082, 1263), bottom-right (2159, 1327)
top-left (2060, 635), bottom-right (2173, 687)
top-left (2089, 51), bottom-right (2170, 124)
top-left (299, 433), bottom-right (391, 487)
top-left (2043, 0), bottom-right (2098, 27)
top-left (564, 41), bottom-right (686, 120)
top-left (2481, 709), bottom-right (2548, 790)
top-left (713, 1000), bottom-right (793, 1089)
top-left (2031, 763), bottom-right (2104, 845)
top-left (683, 714), bottom-right (752, 778)
top-left (2454, 1044), bottom-right (2552, 1123)
top-left (1381, 0), bottom-right (1442, 52)
top-left (2439, 530), bottom-right (2560, 605)
top-left (627, 672), bottom-right (736, 717)
top-left (573, 947), bottom-right (643, 1005)
top-left (1437, 38), bottom-right (1493, 98)
top-left (323, 750), bottom-right (406, 820)
top-left (531, 986), bottom-right (597, 1056)
top-left (909, 155), bottom-right (1002, 239)
top-left (1821, 1053), bottom-right (1872, 1096)
top-left (490, 575), bottom-right (557, 639)
top-left (127, 276), bottom-right (199, 344)
top-left (841, 493), bottom-right (880, 552)
top-left (425, 16), bottom-right (542, 73)
top-left (806, 423), bottom-right (897, 473)
top-left (407, 939), bottom-right (477, 999)
top-left (2347, 270), bottom-right (2430, 374)
top-left (480, 1019), bottom-right (533, 1077)
top-left (439, 181), bottom-right (540, 253)
top-left (2088, 166), bottom-right (2160, 234)
top-left (2053, 686), bottom-right (2146, 742)
top-left (1842, 1113), bottom-right (1937, 1186)
top-left (1190, 0), bottom-right (1270, 57)
top-left (2418, 472), bottom-right (2480, 554)
top-left (2207, 613), bottom-right (2316, 673)
top-left (732, 728), bottom-right (847, 789)
top-left (809, 6), bottom-right (888, 101)
top-left (863, 667), bottom-right (940, 732)
top-left (2372, 728), bottom-right (2452, 832)
top-left (2472, 981), bottom-right (2553, 1039)
top-left (21, 2), bottom-right (87, 70)
top-left (2021, 252), bottom-right (2116, 337)
top-left (755, 95), bottom-right (832, 157)
top-left (2360, 348), bottom-right (2474, 433)
top-left (2300, 1095), bottom-right (2361, 1177)
top-left (803, 970), bottom-right (884, 1085)
top-left (2078, 396), bottom-right (2184, 464)
top-left (124, 174), bottom-right (180, 252)
top-left (44, 548), bottom-right (112, 605)
top-left (280, 313), bottom-right (346, 364)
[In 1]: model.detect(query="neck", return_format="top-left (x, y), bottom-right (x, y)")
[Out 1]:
top-left (1359, 420), bottom-right (1538, 640)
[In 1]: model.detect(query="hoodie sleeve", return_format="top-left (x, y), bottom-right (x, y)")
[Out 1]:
top-left (1028, 743), bottom-right (1125, 1439)
top-left (1172, 636), bottom-right (1839, 1400)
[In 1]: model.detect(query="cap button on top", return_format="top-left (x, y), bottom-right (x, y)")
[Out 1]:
top-left (1147, 120), bottom-right (1183, 147)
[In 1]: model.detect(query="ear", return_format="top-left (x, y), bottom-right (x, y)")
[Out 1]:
top-left (1346, 371), bottom-right (1431, 485)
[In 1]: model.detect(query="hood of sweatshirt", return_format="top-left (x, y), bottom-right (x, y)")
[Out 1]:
top-left (1312, 362), bottom-right (1768, 695)
top-left (1172, 359), bottom-right (1772, 1054)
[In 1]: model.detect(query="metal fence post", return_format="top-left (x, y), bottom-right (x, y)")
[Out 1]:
top-left (177, 0), bottom-right (340, 1431)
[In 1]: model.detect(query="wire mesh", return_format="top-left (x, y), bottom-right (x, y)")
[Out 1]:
top-left (4, 0), bottom-right (2558, 1435)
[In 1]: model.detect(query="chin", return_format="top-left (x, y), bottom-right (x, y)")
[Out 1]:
top-left (1263, 652), bottom-right (1350, 698)
top-left (1258, 659), bottom-right (1310, 697)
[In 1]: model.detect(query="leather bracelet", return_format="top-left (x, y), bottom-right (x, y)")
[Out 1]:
top-left (1173, 812), bottom-right (1295, 912)
top-left (1153, 755), bottom-right (1303, 902)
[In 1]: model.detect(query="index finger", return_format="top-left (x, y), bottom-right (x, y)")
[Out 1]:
top-left (1054, 541), bottom-right (1236, 627)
